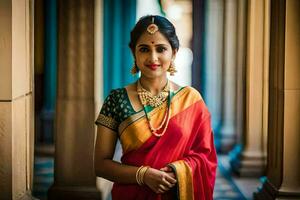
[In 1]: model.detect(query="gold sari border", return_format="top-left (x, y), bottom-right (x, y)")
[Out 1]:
top-left (169, 160), bottom-right (194, 200)
top-left (119, 87), bottom-right (202, 154)
top-left (118, 110), bottom-right (145, 135)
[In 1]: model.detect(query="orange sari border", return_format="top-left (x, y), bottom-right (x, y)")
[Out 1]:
top-left (119, 87), bottom-right (203, 154)
top-left (169, 160), bottom-right (194, 200)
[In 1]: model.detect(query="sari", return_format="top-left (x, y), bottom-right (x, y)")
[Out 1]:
top-left (96, 86), bottom-right (217, 200)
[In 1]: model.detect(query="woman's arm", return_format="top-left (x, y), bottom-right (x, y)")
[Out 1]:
top-left (94, 125), bottom-right (177, 193)
top-left (94, 125), bottom-right (137, 183)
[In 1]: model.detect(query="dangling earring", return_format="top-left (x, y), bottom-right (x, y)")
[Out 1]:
top-left (131, 62), bottom-right (139, 75)
top-left (167, 61), bottom-right (177, 76)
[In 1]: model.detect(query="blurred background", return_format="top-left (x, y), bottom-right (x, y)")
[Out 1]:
top-left (0, 0), bottom-right (299, 200)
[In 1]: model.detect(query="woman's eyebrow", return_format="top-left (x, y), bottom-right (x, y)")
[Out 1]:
top-left (137, 43), bottom-right (168, 47)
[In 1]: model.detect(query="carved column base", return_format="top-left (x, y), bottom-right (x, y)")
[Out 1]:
top-left (229, 145), bottom-right (265, 177)
top-left (254, 178), bottom-right (300, 200)
top-left (48, 185), bottom-right (101, 200)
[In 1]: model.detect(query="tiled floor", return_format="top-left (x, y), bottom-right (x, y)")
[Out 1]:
top-left (32, 155), bottom-right (260, 200)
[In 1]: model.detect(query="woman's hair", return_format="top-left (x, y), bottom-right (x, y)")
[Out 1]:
top-left (129, 15), bottom-right (179, 52)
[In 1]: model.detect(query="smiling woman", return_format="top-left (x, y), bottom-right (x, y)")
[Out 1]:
top-left (94, 15), bottom-right (217, 200)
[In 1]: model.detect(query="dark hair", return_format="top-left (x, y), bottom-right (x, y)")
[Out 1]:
top-left (129, 15), bottom-right (179, 53)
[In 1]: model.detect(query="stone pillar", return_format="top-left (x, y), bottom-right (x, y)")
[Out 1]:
top-left (94, 0), bottom-right (109, 199)
top-left (228, 0), bottom-right (247, 165)
top-left (202, 0), bottom-right (224, 151)
top-left (230, 0), bottom-right (269, 176)
top-left (218, 0), bottom-right (237, 152)
top-left (0, 0), bottom-right (35, 199)
top-left (48, 0), bottom-right (101, 199)
top-left (254, 0), bottom-right (300, 199)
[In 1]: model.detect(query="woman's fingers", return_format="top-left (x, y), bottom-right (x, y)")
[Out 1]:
top-left (163, 173), bottom-right (177, 184)
top-left (161, 178), bottom-right (173, 189)
top-left (160, 166), bottom-right (173, 172)
top-left (143, 167), bottom-right (177, 194)
top-left (159, 184), bottom-right (169, 191)
top-left (165, 171), bottom-right (176, 179)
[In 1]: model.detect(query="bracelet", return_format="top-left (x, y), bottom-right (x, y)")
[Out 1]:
top-left (136, 166), bottom-right (150, 185)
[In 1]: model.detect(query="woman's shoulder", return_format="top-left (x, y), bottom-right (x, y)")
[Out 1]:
top-left (105, 87), bottom-right (127, 102)
top-left (178, 85), bottom-right (203, 100)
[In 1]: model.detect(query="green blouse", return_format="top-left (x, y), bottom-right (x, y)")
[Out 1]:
top-left (95, 86), bottom-right (185, 132)
top-left (95, 88), bottom-right (138, 132)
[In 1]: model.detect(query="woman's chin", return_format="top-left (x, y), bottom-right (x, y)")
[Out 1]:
top-left (141, 71), bottom-right (167, 79)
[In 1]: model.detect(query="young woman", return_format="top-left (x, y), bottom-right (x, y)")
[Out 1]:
top-left (94, 15), bottom-right (217, 200)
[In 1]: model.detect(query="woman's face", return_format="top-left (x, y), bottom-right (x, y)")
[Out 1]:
top-left (134, 31), bottom-right (176, 79)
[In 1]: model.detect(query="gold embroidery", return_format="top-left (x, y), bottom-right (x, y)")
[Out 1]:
top-left (96, 114), bottom-right (118, 130)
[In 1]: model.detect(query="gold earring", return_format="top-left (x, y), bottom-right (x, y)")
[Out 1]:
top-left (131, 63), bottom-right (139, 75)
top-left (167, 61), bottom-right (177, 76)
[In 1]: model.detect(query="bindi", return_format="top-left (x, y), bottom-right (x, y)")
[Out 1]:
top-left (151, 41), bottom-right (155, 44)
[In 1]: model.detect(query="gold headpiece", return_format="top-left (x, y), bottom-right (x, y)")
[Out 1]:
top-left (146, 17), bottom-right (159, 34)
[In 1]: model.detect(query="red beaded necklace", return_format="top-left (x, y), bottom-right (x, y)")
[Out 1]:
top-left (137, 80), bottom-right (171, 137)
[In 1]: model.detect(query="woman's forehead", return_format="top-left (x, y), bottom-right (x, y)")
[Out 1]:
top-left (136, 31), bottom-right (170, 46)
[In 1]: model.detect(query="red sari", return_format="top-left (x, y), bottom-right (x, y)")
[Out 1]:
top-left (112, 87), bottom-right (217, 200)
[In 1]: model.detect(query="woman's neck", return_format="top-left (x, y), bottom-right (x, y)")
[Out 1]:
top-left (139, 76), bottom-right (168, 95)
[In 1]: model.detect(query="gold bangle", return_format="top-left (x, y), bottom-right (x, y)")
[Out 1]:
top-left (136, 166), bottom-right (150, 185)
top-left (136, 166), bottom-right (144, 185)
top-left (139, 166), bottom-right (150, 185)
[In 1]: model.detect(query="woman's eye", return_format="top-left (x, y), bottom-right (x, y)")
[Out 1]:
top-left (139, 47), bottom-right (149, 52)
top-left (157, 46), bottom-right (167, 53)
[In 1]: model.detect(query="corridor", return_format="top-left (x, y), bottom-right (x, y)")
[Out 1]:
top-left (0, 0), bottom-right (299, 199)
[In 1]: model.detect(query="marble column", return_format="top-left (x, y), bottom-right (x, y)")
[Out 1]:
top-left (202, 0), bottom-right (224, 151)
top-left (218, 0), bottom-right (237, 152)
top-left (254, 0), bottom-right (300, 199)
top-left (230, 0), bottom-right (268, 176)
top-left (48, 0), bottom-right (101, 199)
top-left (0, 0), bottom-right (35, 199)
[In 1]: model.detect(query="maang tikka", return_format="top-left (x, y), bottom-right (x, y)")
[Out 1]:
top-left (147, 17), bottom-right (159, 34)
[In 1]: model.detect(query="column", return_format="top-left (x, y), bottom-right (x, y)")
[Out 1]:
top-left (218, 0), bottom-right (237, 152)
top-left (230, 0), bottom-right (268, 176)
top-left (94, 0), bottom-right (110, 199)
top-left (202, 0), bottom-right (224, 150)
top-left (47, 0), bottom-right (101, 199)
top-left (254, 0), bottom-right (300, 199)
top-left (40, 0), bottom-right (57, 143)
top-left (0, 0), bottom-right (35, 199)
top-left (228, 0), bottom-right (247, 167)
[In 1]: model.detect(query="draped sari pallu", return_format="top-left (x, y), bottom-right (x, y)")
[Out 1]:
top-left (112, 87), bottom-right (217, 200)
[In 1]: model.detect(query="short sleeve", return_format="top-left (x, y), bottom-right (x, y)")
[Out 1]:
top-left (95, 90), bottom-right (120, 132)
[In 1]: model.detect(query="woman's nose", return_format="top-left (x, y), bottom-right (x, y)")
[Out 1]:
top-left (149, 51), bottom-right (158, 62)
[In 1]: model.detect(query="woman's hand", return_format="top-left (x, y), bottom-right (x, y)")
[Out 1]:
top-left (143, 167), bottom-right (177, 194)
top-left (159, 166), bottom-right (176, 180)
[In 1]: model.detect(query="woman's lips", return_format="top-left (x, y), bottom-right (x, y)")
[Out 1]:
top-left (147, 64), bottom-right (160, 70)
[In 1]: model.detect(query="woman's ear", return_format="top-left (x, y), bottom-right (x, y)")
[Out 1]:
top-left (172, 49), bottom-right (178, 59)
top-left (131, 48), bottom-right (136, 59)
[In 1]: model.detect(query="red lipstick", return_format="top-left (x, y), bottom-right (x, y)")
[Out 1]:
top-left (147, 64), bottom-right (160, 70)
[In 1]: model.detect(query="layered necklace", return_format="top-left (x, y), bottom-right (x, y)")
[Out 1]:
top-left (137, 79), bottom-right (171, 137)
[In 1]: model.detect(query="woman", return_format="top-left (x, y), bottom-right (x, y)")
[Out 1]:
top-left (94, 15), bottom-right (217, 200)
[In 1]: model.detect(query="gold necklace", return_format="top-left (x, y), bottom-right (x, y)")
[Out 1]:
top-left (137, 79), bottom-right (171, 137)
top-left (137, 80), bottom-right (170, 107)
